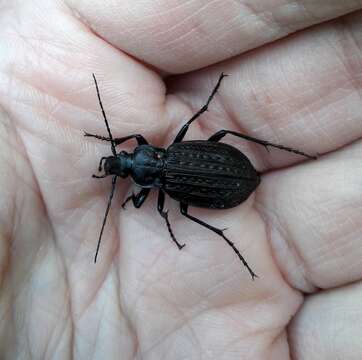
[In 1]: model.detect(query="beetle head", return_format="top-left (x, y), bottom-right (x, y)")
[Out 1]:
top-left (95, 151), bottom-right (131, 179)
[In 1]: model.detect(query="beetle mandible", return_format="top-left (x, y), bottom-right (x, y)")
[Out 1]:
top-left (85, 73), bottom-right (316, 279)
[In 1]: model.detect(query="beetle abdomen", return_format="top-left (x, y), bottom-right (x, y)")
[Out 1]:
top-left (164, 141), bottom-right (260, 209)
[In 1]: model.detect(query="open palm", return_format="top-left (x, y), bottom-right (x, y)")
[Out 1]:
top-left (0, 1), bottom-right (361, 359)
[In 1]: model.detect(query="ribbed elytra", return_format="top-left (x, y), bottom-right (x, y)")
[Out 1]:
top-left (164, 141), bottom-right (260, 209)
top-left (85, 73), bottom-right (317, 280)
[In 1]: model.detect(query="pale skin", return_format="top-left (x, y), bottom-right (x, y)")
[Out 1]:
top-left (0, 1), bottom-right (362, 359)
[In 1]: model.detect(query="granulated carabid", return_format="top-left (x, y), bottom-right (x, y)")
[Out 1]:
top-left (85, 73), bottom-right (316, 279)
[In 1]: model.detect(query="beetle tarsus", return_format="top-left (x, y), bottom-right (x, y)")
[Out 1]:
top-left (121, 195), bottom-right (132, 209)
top-left (165, 211), bottom-right (186, 249)
top-left (85, 132), bottom-right (110, 141)
top-left (158, 191), bottom-right (186, 250)
top-left (251, 272), bottom-right (258, 281)
top-left (163, 211), bottom-right (186, 250)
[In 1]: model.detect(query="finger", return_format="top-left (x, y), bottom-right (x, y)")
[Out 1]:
top-left (289, 282), bottom-right (362, 359)
top-left (66, 0), bottom-right (362, 72)
top-left (256, 140), bottom-right (362, 291)
top-left (166, 12), bottom-right (362, 169)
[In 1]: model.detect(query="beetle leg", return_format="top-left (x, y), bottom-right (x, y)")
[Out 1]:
top-left (172, 73), bottom-right (228, 143)
top-left (180, 203), bottom-right (257, 280)
top-left (84, 132), bottom-right (148, 146)
top-left (122, 188), bottom-right (150, 209)
top-left (158, 191), bottom-right (185, 250)
top-left (208, 130), bottom-right (317, 160)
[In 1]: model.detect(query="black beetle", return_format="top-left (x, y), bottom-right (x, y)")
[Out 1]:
top-left (85, 73), bottom-right (316, 279)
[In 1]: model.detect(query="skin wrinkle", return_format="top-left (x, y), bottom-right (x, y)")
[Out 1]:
top-left (41, 291), bottom-right (69, 359)
top-left (89, 303), bottom-right (106, 360)
top-left (195, 264), bottom-right (243, 305)
top-left (122, 215), bottom-right (167, 255)
top-left (211, 15), bottom-right (249, 58)
top-left (0, 177), bottom-right (15, 290)
top-left (158, 0), bottom-right (280, 59)
top-left (156, 0), bottom-right (219, 39)
top-left (130, 270), bottom-right (179, 316)
top-left (0, 151), bottom-right (38, 194)
top-left (139, 302), bottom-right (194, 356)
top-left (23, 253), bottom-right (56, 358)
top-left (285, 70), bottom-right (342, 117)
top-left (296, 0), bottom-right (321, 22)
top-left (52, 303), bottom-right (73, 360)
top-left (72, 244), bottom-right (116, 320)
top-left (238, 0), bottom-right (287, 37)
top-left (132, 267), bottom-right (220, 347)
top-left (119, 214), bottom-right (172, 261)
top-left (201, 270), bottom-right (248, 304)
top-left (255, 209), bottom-right (289, 286)
top-left (267, 324), bottom-right (290, 349)
top-left (218, 298), bottom-right (285, 335)
top-left (336, 21), bottom-right (362, 104)
top-left (286, 187), bottom-right (327, 288)
top-left (115, 274), bottom-right (138, 360)
top-left (138, 0), bottom-right (198, 21)
top-left (116, 252), bottom-right (158, 348)
top-left (1, 116), bottom-right (52, 294)
top-left (217, 336), bottom-right (251, 358)
top-left (160, 27), bottom-right (199, 54)
top-left (1, 99), bottom-right (84, 160)
top-left (265, 203), bottom-right (316, 291)
top-left (135, 253), bottom-right (277, 356)
top-left (267, 2), bottom-right (298, 33)
top-left (133, 259), bottom-right (181, 297)
top-left (59, 204), bottom-right (96, 257)
top-left (172, 319), bottom-right (202, 360)
top-left (246, 328), bottom-right (283, 358)
top-left (161, 246), bottom-right (236, 300)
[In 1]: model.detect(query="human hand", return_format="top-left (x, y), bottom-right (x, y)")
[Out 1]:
top-left (0, 1), bottom-right (361, 359)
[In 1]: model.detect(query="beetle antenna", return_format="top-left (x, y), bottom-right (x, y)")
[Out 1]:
top-left (92, 73), bottom-right (117, 156)
top-left (94, 175), bottom-right (117, 263)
